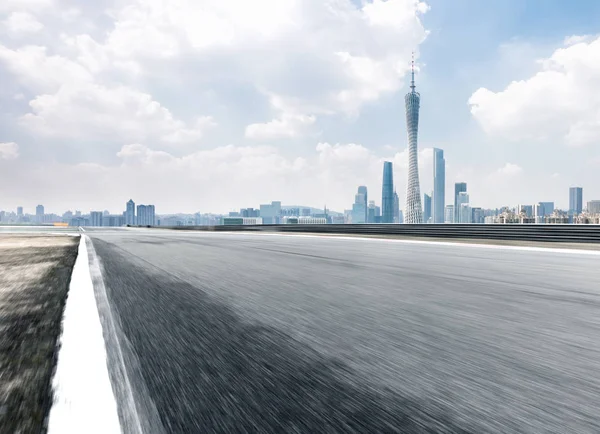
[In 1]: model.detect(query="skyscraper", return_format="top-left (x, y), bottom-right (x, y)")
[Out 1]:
top-left (404, 56), bottom-right (423, 223)
top-left (432, 148), bottom-right (445, 223)
top-left (90, 211), bottom-right (103, 227)
top-left (352, 187), bottom-right (367, 224)
top-left (445, 205), bottom-right (454, 223)
top-left (36, 205), bottom-right (44, 224)
top-left (569, 187), bottom-right (583, 215)
top-left (381, 161), bottom-right (394, 223)
top-left (126, 199), bottom-right (136, 226)
top-left (454, 182), bottom-right (467, 223)
top-left (358, 186), bottom-right (368, 222)
top-left (423, 193), bottom-right (432, 223)
top-left (393, 189), bottom-right (400, 223)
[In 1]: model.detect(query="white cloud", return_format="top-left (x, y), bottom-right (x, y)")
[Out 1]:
top-left (245, 114), bottom-right (316, 140)
top-left (3, 12), bottom-right (44, 37)
top-left (496, 163), bottom-right (523, 176)
top-left (469, 35), bottom-right (600, 147)
top-left (0, 142), bottom-right (19, 160)
top-left (0, 0), bottom-right (53, 13)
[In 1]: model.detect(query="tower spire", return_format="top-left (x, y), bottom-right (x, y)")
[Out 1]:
top-left (410, 51), bottom-right (416, 92)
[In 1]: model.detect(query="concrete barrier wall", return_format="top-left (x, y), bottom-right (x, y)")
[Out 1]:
top-left (148, 224), bottom-right (600, 243)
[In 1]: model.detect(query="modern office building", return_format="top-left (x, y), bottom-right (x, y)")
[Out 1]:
top-left (569, 187), bottom-right (583, 215)
top-left (137, 204), bottom-right (156, 226)
top-left (454, 182), bottom-right (467, 223)
top-left (393, 190), bottom-right (400, 223)
top-left (423, 193), bottom-right (432, 223)
top-left (517, 204), bottom-right (533, 218)
top-left (537, 202), bottom-right (555, 217)
top-left (35, 205), bottom-right (44, 224)
top-left (472, 207), bottom-right (484, 224)
top-left (90, 211), bottom-right (103, 227)
top-left (381, 161), bottom-right (394, 223)
top-left (404, 57), bottom-right (423, 223)
top-left (17, 206), bottom-right (23, 217)
top-left (352, 187), bottom-right (367, 224)
top-left (432, 148), bottom-right (445, 223)
top-left (126, 199), bottom-right (136, 225)
top-left (259, 201), bottom-right (281, 224)
top-left (445, 205), bottom-right (454, 223)
top-left (456, 192), bottom-right (470, 223)
top-left (367, 201), bottom-right (377, 223)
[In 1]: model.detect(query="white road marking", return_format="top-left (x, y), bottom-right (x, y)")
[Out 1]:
top-left (79, 226), bottom-right (86, 232)
top-left (48, 236), bottom-right (121, 434)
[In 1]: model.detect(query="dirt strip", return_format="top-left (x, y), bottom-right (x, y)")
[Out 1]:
top-left (0, 235), bottom-right (79, 434)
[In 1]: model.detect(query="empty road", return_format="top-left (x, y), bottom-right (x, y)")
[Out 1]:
top-left (86, 229), bottom-right (600, 433)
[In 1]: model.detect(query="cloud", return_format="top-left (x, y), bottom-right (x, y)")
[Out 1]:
top-left (0, 142), bottom-right (19, 160)
top-left (245, 114), bottom-right (316, 140)
top-left (3, 12), bottom-right (44, 37)
top-left (469, 35), bottom-right (600, 147)
top-left (496, 163), bottom-right (523, 176)
top-left (0, 0), bottom-right (53, 13)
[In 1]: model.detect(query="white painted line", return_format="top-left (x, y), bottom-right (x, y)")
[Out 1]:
top-left (79, 226), bottom-right (86, 232)
top-left (48, 236), bottom-right (121, 434)
top-left (194, 230), bottom-right (600, 256)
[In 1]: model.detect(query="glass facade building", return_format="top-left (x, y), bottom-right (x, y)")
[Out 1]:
top-left (433, 148), bottom-right (445, 223)
top-left (381, 161), bottom-right (394, 223)
top-left (569, 187), bottom-right (583, 215)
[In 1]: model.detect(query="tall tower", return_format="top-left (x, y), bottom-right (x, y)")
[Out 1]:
top-left (381, 161), bottom-right (394, 223)
top-left (404, 54), bottom-right (423, 223)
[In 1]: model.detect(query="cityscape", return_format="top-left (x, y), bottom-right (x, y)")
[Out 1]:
top-left (1, 60), bottom-right (598, 228)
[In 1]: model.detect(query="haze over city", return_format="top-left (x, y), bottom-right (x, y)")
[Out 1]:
top-left (2, 0), bottom-right (600, 214)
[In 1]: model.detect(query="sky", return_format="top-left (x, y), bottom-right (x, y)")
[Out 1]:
top-left (1, 0), bottom-right (600, 214)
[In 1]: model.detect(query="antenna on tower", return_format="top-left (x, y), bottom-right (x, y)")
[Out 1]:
top-left (410, 51), bottom-right (416, 92)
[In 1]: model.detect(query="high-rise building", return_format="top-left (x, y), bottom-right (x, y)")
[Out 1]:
top-left (587, 200), bottom-right (600, 214)
top-left (432, 148), bottom-right (445, 223)
top-left (456, 192), bottom-right (470, 223)
top-left (404, 57), bottom-right (423, 223)
top-left (367, 201), bottom-right (376, 223)
top-left (352, 187), bottom-right (367, 224)
top-left (259, 201), bottom-right (281, 224)
top-left (358, 186), bottom-right (368, 222)
top-left (17, 206), bottom-right (23, 217)
top-left (517, 205), bottom-right (533, 218)
top-left (393, 190), bottom-right (400, 224)
top-left (472, 207), bottom-right (484, 224)
top-left (423, 193), bottom-right (432, 223)
top-left (538, 202), bottom-right (555, 217)
top-left (569, 187), bottom-right (583, 215)
top-left (90, 211), bottom-right (103, 227)
top-left (36, 205), bottom-right (44, 224)
top-left (137, 204), bottom-right (156, 226)
top-left (445, 205), bottom-right (454, 223)
top-left (381, 161), bottom-right (394, 223)
top-left (126, 199), bottom-right (136, 225)
top-left (454, 182), bottom-right (467, 223)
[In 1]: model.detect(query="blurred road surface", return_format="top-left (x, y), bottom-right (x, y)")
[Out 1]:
top-left (87, 229), bottom-right (600, 433)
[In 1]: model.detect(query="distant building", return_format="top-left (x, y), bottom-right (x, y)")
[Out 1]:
top-left (223, 217), bottom-right (262, 225)
top-left (456, 192), bottom-right (470, 223)
top-left (517, 205), bottom-right (533, 218)
top-left (367, 200), bottom-right (376, 223)
top-left (241, 208), bottom-right (260, 218)
top-left (393, 190), bottom-right (400, 223)
top-left (587, 200), bottom-right (600, 215)
top-left (102, 215), bottom-right (126, 227)
top-left (137, 205), bottom-right (156, 226)
top-left (539, 202), bottom-right (554, 216)
top-left (445, 205), bottom-right (454, 223)
top-left (472, 207), bottom-right (484, 224)
top-left (381, 161), bottom-right (395, 223)
top-left (259, 201), bottom-right (281, 224)
top-left (126, 199), bottom-right (136, 225)
top-left (302, 208), bottom-right (311, 216)
top-left (36, 205), bottom-right (44, 224)
top-left (423, 193), bottom-right (432, 224)
top-left (432, 148), bottom-right (445, 223)
top-left (454, 182), bottom-right (467, 223)
top-left (569, 187), bottom-right (583, 215)
top-left (17, 206), bottom-right (23, 217)
top-left (352, 187), bottom-right (367, 224)
top-left (90, 211), bottom-right (103, 227)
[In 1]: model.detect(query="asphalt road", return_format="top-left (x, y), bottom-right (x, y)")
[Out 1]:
top-left (87, 229), bottom-right (600, 433)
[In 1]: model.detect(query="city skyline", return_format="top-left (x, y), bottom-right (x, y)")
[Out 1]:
top-left (1, 1), bottom-right (600, 213)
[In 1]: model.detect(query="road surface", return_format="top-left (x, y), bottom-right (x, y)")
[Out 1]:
top-left (87, 229), bottom-right (600, 433)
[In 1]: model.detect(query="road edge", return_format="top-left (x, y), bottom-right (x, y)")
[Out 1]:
top-left (47, 235), bottom-right (122, 434)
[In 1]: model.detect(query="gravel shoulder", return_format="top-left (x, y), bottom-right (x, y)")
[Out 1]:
top-left (0, 235), bottom-right (79, 433)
